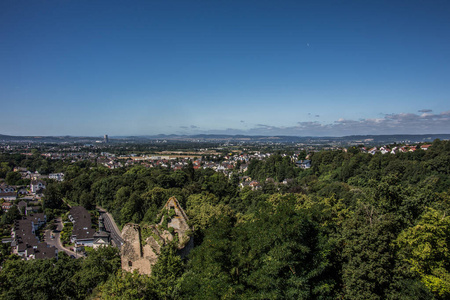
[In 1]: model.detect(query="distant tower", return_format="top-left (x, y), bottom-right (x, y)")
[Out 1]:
top-left (104, 134), bottom-right (109, 143)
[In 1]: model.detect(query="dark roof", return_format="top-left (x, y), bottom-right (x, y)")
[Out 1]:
top-left (27, 213), bottom-right (46, 224)
top-left (0, 183), bottom-right (15, 190)
top-left (94, 230), bottom-right (110, 238)
top-left (31, 180), bottom-right (46, 185)
top-left (70, 206), bottom-right (90, 220)
top-left (0, 192), bottom-right (17, 197)
top-left (17, 237), bottom-right (39, 252)
top-left (70, 206), bottom-right (94, 240)
top-left (72, 228), bottom-right (94, 240)
top-left (18, 201), bottom-right (27, 214)
top-left (12, 215), bottom-right (52, 259)
top-left (34, 243), bottom-right (57, 259)
top-left (296, 159), bottom-right (311, 164)
top-left (14, 219), bottom-right (34, 234)
top-left (14, 215), bottom-right (46, 247)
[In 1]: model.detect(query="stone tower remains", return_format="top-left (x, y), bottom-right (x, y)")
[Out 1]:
top-left (121, 197), bottom-right (193, 275)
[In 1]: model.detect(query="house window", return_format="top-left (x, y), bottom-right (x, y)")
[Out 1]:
top-left (128, 261), bottom-right (133, 267)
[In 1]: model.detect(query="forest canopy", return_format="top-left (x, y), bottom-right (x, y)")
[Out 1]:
top-left (1, 139), bottom-right (449, 299)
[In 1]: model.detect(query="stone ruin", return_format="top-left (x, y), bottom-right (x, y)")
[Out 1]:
top-left (121, 197), bottom-right (194, 275)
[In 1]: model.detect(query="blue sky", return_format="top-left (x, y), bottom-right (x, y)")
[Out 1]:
top-left (1, 0), bottom-right (449, 136)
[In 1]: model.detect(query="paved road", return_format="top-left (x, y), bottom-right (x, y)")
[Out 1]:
top-left (97, 207), bottom-right (124, 249)
top-left (44, 217), bottom-right (81, 258)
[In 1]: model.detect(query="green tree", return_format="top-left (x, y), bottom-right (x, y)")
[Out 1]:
top-left (43, 182), bottom-right (64, 210)
top-left (152, 243), bottom-right (184, 299)
top-left (395, 208), bottom-right (450, 298)
top-left (233, 198), bottom-right (333, 299)
top-left (180, 215), bottom-right (236, 299)
top-left (1, 205), bottom-right (21, 225)
top-left (5, 172), bottom-right (22, 185)
top-left (0, 254), bottom-right (81, 299)
top-left (340, 208), bottom-right (399, 300)
top-left (186, 193), bottom-right (233, 233)
top-left (96, 270), bottom-right (157, 300)
top-left (0, 162), bottom-right (11, 178)
top-left (72, 247), bottom-right (121, 298)
top-left (80, 191), bottom-right (95, 210)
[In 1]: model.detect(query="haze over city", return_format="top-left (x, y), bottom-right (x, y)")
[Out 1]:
top-left (1, 0), bottom-right (449, 136)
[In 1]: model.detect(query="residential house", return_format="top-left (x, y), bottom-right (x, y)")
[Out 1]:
top-left (249, 181), bottom-right (261, 191)
top-left (17, 187), bottom-right (28, 195)
top-left (282, 179), bottom-right (294, 185)
top-left (368, 147), bottom-right (378, 155)
top-left (30, 172), bottom-right (42, 180)
top-left (2, 202), bottom-right (13, 212)
top-left (26, 206), bottom-right (41, 214)
top-left (0, 184), bottom-right (17, 201)
top-left (0, 183), bottom-right (15, 193)
top-left (240, 164), bottom-right (249, 173)
top-left (18, 201), bottom-right (27, 215)
top-left (0, 192), bottom-right (16, 202)
top-left (380, 147), bottom-right (391, 155)
top-left (92, 215), bottom-right (110, 249)
top-left (69, 206), bottom-right (95, 247)
top-left (296, 160), bottom-right (312, 169)
top-left (48, 173), bottom-right (64, 181)
top-left (240, 176), bottom-right (252, 182)
top-left (28, 213), bottom-right (47, 230)
top-left (399, 146), bottom-right (409, 153)
top-left (11, 215), bottom-right (57, 260)
top-left (32, 243), bottom-right (58, 259)
top-left (30, 180), bottom-right (46, 194)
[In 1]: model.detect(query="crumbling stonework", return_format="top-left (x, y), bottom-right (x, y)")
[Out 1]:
top-left (121, 197), bottom-right (193, 275)
top-left (121, 224), bottom-right (153, 274)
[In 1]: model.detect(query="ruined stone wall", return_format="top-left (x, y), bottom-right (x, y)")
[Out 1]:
top-left (165, 196), bottom-right (191, 245)
top-left (121, 224), bottom-right (154, 275)
top-left (121, 197), bottom-right (194, 275)
top-left (177, 234), bottom-right (194, 259)
top-left (164, 197), bottom-right (189, 223)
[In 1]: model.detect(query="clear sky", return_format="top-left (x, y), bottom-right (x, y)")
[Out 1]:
top-left (1, 0), bottom-right (449, 137)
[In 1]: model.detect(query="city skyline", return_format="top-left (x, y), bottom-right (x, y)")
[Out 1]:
top-left (1, 1), bottom-right (449, 137)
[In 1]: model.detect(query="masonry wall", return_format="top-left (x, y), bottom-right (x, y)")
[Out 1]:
top-left (121, 197), bottom-right (193, 275)
top-left (121, 224), bottom-right (151, 274)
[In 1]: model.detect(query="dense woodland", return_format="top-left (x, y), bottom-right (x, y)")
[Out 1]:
top-left (1, 139), bottom-right (450, 299)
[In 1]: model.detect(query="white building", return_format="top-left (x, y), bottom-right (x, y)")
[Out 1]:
top-left (30, 180), bottom-right (46, 194)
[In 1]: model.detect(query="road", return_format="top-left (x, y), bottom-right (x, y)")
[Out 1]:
top-left (97, 206), bottom-right (124, 249)
top-left (44, 217), bottom-right (81, 258)
top-left (45, 206), bottom-right (124, 256)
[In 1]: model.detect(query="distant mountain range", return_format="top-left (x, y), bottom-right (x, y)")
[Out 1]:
top-left (1, 133), bottom-right (449, 145)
